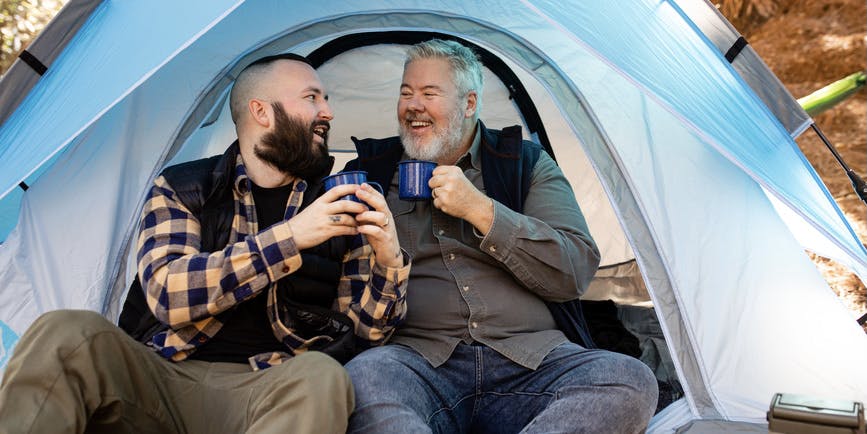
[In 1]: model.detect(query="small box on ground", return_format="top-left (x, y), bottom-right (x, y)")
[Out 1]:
top-left (767, 393), bottom-right (865, 434)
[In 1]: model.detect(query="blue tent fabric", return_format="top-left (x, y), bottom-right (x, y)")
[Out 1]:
top-left (525, 0), bottom-right (867, 273)
top-left (0, 0), bottom-right (241, 206)
top-left (0, 2), bottom-right (866, 431)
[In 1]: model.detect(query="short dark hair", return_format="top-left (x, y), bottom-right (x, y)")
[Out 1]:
top-left (229, 53), bottom-right (313, 124)
top-left (244, 52), bottom-right (313, 70)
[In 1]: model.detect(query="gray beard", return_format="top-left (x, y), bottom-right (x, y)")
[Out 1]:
top-left (399, 107), bottom-right (466, 162)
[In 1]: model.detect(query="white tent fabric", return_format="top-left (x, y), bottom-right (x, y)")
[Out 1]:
top-left (1, 1), bottom-right (866, 432)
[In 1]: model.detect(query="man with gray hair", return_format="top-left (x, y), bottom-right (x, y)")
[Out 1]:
top-left (344, 39), bottom-right (658, 433)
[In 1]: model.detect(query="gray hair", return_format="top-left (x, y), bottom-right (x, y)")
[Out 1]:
top-left (405, 39), bottom-right (484, 118)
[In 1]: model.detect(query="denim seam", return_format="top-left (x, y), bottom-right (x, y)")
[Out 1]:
top-left (426, 394), bottom-right (479, 425)
top-left (472, 346), bottom-right (483, 421)
top-left (482, 391), bottom-right (554, 398)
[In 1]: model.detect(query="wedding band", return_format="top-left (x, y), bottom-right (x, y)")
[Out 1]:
top-left (432, 188), bottom-right (438, 199)
top-left (383, 216), bottom-right (389, 227)
top-left (329, 215), bottom-right (341, 223)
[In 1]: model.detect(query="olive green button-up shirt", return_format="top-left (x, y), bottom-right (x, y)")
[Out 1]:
top-left (388, 125), bottom-right (599, 369)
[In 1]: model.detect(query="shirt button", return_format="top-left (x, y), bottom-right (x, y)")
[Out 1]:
top-left (471, 322), bottom-right (478, 329)
top-left (448, 253), bottom-right (455, 261)
top-left (462, 285), bottom-right (469, 292)
top-left (488, 245), bottom-right (497, 253)
top-left (282, 266), bottom-right (290, 273)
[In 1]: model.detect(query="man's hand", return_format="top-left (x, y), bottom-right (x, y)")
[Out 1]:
top-left (354, 183), bottom-right (403, 268)
top-left (429, 165), bottom-right (494, 236)
top-left (287, 184), bottom-right (366, 250)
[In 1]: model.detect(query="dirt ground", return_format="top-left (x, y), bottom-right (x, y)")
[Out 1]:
top-left (721, 0), bottom-right (866, 321)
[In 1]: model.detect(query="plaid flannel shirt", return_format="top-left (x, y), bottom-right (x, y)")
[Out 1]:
top-left (136, 153), bottom-right (409, 369)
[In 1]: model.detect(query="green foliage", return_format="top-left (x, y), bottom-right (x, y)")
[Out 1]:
top-left (0, 0), bottom-right (67, 76)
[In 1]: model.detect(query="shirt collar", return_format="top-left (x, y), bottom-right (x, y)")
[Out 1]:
top-left (231, 153), bottom-right (307, 195)
top-left (233, 153), bottom-right (252, 195)
top-left (469, 121), bottom-right (482, 170)
top-left (458, 121), bottom-right (483, 170)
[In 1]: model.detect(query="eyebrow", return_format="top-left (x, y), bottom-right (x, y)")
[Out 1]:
top-left (400, 84), bottom-right (445, 92)
top-left (303, 86), bottom-right (328, 100)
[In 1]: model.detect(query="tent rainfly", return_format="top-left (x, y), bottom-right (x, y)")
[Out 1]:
top-left (0, 1), bottom-right (865, 432)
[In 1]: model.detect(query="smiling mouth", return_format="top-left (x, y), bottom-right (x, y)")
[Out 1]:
top-left (312, 123), bottom-right (329, 139)
top-left (406, 119), bottom-right (433, 131)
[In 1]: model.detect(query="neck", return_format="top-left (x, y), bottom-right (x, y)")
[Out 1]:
top-left (238, 137), bottom-right (297, 188)
top-left (438, 120), bottom-right (477, 165)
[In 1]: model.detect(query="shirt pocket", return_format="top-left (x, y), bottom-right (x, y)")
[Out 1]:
top-left (389, 197), bottom-right (418, 254)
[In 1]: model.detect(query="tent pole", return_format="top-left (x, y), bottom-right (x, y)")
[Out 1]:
top-left (810, 123), bottom-right (867, 206)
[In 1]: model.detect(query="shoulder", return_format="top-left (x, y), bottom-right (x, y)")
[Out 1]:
top-left (350, 135), bottom-right (403, 160)
top-left (157, 144), bottom-right (238, 213)
top-left (160, 154), bottom-right (223, 186)
top-left (347, 136), bottom-right (404, 175)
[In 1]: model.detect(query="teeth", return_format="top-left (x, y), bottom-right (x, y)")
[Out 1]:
top-left (410, 121), bottom-right (430, 127)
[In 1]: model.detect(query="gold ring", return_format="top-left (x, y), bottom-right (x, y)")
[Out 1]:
top-left (383, 216), bottom-right (389, 227)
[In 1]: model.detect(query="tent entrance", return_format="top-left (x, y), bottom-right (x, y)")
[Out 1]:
top-left (162, 20), bottom-right (710, 418)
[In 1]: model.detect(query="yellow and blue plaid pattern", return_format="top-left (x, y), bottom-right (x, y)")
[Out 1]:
top-left (136, 154), bottom-right (409, 367)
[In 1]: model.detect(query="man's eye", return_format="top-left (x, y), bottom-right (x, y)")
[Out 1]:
top-left (305, 95), bottom-right (316, 100)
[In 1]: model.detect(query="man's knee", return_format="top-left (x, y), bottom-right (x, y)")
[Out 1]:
top-left (614, 353), bottom-right (658, 392)
top-left (19, 309), bottom-right (117, 351)
top-left (604, 352), bottom-right (659, 416)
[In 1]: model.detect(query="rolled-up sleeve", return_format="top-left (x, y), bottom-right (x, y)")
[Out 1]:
top-left (336, 235), bottom-right (410, 345)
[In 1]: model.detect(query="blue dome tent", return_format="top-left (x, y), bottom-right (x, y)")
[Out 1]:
top-left (0, 1), bottom-right (865, 431)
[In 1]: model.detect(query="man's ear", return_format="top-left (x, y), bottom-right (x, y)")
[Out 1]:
top-left (464, 91), bottom-right (478, 118)
top-left (248, 99), bottom-right (270, 128)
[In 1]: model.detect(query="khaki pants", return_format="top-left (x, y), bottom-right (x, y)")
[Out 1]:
top-left (0, 310), bottom-right (353, 434)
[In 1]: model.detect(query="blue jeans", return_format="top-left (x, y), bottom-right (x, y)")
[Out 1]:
top-left (346, 342), bottom-right (658, 434)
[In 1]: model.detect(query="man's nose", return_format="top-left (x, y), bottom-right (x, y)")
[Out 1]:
top-left (405, 95), bottom-right (424, 113)
top-left (318, 100), bottom-right (333, 121)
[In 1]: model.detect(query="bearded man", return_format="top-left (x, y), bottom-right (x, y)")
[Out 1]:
top-left (0, 53), bottom-right (410, 434)
top-left (343, 39), bottom-right (658, 433)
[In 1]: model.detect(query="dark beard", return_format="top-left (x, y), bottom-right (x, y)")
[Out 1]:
top-left (255, 102), bottom-right (333, 180)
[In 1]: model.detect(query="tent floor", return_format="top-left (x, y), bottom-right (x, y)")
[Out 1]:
top-left (675, 419), bottom-right (767, 433)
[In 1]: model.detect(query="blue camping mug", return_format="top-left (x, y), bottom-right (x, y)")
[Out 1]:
top-left (398, 160), bottom-right (437, 201)
top-left (322, 170), bottom-right (383, 207)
